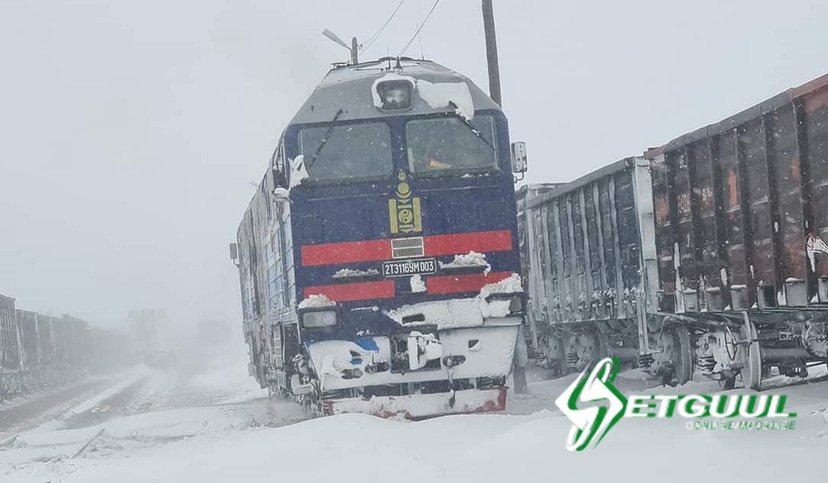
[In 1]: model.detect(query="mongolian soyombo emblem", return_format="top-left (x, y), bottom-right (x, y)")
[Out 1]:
top-left (389, 170), bottom-right (422, 234)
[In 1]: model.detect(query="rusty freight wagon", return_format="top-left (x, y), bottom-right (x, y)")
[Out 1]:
top-left (525, 72), bottom-right (828, 389)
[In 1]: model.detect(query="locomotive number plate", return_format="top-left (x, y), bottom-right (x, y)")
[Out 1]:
top-left (382, 258), bottom-right (436, 278)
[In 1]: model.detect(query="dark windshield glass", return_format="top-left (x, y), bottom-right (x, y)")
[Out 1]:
top-left (299, 122), bottom-right (392, 181)
top-left (406, 115), bottom-right (498, 176)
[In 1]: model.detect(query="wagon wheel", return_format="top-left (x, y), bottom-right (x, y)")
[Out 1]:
top-left (570, 328), bottom-right (608, 371)
top-left (720, 326), bottom-right (739, 389)
top-left (721, 374), bottom-right (737, 390)
top-left (595, 329), bottom-right (609, 366)
top-left (670, 325), bottom-right (693, 385)
top-left (548, 332), bottom-right (567, 377)
top-left (740, 314), bottom-right (763, 390)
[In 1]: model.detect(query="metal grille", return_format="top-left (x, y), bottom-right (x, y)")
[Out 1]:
top-left (391, 237), bottom-right (425, 259)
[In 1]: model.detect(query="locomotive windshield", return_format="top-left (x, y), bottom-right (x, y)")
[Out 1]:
top-left (298, 122), bottom-right (392, 181)
top-left (406, 115), bottom-right (498, 176)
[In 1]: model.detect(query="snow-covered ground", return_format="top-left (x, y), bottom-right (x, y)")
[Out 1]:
top-left (3, 355), bottom-right (827, 482)
top-left (0, 342), bottom-right (305, 482)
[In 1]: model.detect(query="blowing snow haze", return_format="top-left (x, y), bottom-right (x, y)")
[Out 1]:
top-left (2, 0), bottom-right (828, 328)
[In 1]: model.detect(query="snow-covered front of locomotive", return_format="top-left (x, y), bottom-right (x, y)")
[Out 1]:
top-left (295, 275), bottom-right (523, 418)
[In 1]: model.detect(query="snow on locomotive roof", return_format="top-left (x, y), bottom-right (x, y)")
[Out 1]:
top-left (289, 58), bottom-right (501, 126)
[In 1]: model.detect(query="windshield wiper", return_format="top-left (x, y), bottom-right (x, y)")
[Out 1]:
top-left (448, 102), bottom-right (496, 152)
top-left (306, 108), bottom-right (345, 170)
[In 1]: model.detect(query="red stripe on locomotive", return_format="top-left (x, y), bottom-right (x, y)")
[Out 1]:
top-left (303, 280), bottom-right (396, 302)
top-left (426, 271), bottom-right (513, 295)
top-left (423, 230), bottom-right (512, 257)
top-left (301, 239), bottom-right (392, 267)
top-left (300, 230), bottom-right (512, 267)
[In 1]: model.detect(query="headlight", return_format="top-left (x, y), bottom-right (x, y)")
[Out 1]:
top-left (302, 310), bottom-right (337, 328)
top-left (376, 80), bottom-right (412, 110)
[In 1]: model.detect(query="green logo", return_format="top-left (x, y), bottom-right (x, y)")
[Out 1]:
top-left (555, 357), bottom-right (797, 452)
top-left (555, 357), bottom-right (626, 451)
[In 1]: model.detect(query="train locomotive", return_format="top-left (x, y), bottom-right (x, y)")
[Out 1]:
top-left (232, 58), bottom-right (529, 418)
top-left (523, 72), bottom-right (828, 390)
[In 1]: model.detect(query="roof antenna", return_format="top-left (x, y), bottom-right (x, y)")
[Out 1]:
top-left (417, 25), bottom-right (425, 60)
top-left (322, 28), bottom-right (359, 64)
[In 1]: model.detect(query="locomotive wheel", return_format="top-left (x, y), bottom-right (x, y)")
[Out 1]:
top-left (740, 315), bottom-right (763, 390)
top-left (670, 325), bottom-right (693, 385)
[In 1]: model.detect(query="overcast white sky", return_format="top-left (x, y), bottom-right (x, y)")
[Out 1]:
top-left (2, 0), bottom-right (828, 328)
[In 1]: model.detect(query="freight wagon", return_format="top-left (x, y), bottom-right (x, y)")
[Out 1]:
top-left (524, 159), bottom-right (654, 377)
top-left (525, 73), bottom-right (828, 389)
top-left (0, 293), bottom-right (22, 396)
top-left (0, 293), bottom-right (105, 400)
top-left (516, 183), bottom-right (560, 354)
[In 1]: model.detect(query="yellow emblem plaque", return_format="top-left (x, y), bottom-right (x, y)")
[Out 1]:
top-left (389, 170), bottom-right (422, 234)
